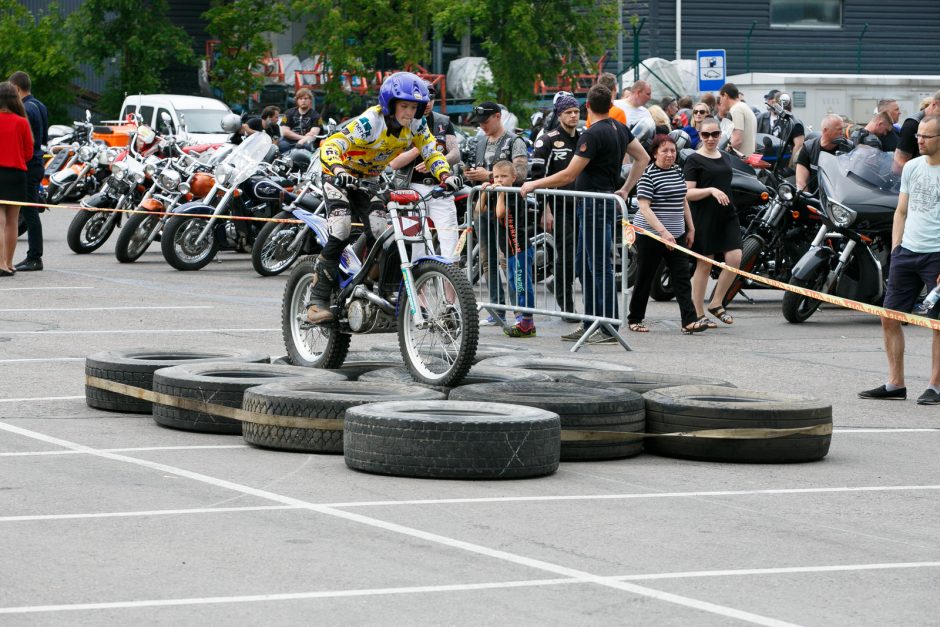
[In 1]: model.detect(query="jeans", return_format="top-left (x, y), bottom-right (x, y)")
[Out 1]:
top-left (22, 161), bottom-right (44, 260)
top-left (507, 246), bottom-right (535, 311)
top-left (577, 198), bottom-right (617, 328)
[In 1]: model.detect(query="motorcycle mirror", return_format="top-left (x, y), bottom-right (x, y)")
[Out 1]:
top-left (85, 109), bottom-right (91, 122)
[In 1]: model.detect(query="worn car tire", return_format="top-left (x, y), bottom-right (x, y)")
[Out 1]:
top-left (242, 381), bottom-right (445, 453)
top-left (85, 348), bottom-right (270, 414)
top-left (561, 370), bottom-right (735, 395)
top-left (359, 364), bottom-right (553, 393)
top-left (344, 400), bottom-right (560, 479)
top-left (372, 340), bottom-right (533, 364)
top-left (475, 355), bottom-right (634, 381)
top-left (643, 385), bottom-right (832, 463)
top-left (450, 382), bottom-right (645, 461)
top-left (152, 362), bottom-right (346, 434)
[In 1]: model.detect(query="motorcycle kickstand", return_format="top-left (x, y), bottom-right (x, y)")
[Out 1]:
top-left (738, 289), bottom-right (756, 305)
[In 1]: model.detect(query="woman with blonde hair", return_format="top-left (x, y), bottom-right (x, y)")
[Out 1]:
top-left (647, 104), bottom-right (672, 134)
top-left (0, 81), bottom-right (33, 276)
top-left (681, 101), bottom-right (711, 148)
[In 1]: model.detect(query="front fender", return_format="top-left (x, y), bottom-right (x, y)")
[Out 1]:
top-left (790, 246), bottom-right (834, 281)
top-left (171, 201), bottom-right (216, 216)
top-left (290, 208), bottom-right (328, 245)
top-left (80, 191), bottom-right (116, 209)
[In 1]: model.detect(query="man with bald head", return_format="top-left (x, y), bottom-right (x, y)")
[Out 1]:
top-left (795, 114), bottom-right (851, 194)
top-left (613, 80), bottom-right (653, 128)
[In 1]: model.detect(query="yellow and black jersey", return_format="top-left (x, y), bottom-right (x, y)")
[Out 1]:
top-left (320, 105), bottom-right (450, 179)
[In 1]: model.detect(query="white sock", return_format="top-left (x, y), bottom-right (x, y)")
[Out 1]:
top-left (885, 383), bottom-right (904, 391)
top-left (929, 385), bottom-right (940, 394)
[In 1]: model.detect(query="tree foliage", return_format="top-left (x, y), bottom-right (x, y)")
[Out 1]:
top-left (203, 0), bottom-right (286, 108)
top-left (434, 0), bottom-right (617, 108)
top-left (290, 0), bottom-right (436, 109)
top-left (67, 0), bottom-right (195, 115)
top-left (0, 1), bottom-right (77, 123)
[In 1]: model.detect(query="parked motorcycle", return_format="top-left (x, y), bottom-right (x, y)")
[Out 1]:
top-left (44, 111), bottom-right (110, 205)
top-left (781, 145), bottom-right (899, 323)
top-left (161, 132), bottom-right (284, 271)
top-left (282, 180), bottom-right (478, 386)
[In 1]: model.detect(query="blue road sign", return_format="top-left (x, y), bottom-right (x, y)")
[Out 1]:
top-left (697, 49), bottom-right (727, 93)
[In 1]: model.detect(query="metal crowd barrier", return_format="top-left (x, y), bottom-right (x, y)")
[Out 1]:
top-left (462, 185), bottom-right (632, 352)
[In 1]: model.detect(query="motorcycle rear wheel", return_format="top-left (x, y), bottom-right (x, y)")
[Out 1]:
top-left (67, 209), bottom-right (116, 254)
top-left (252, 211), bottom-right (304, 277)
top-left (161, 215), bottom-right (220, 271)
top-left (281, 256), bottom-right (350, 368)
top-left (115, 212), bottom-right (161, 263)
top-left (782, 269), bottom-right (828, 323)
top-left (399, 260), bottom-right (478, 387)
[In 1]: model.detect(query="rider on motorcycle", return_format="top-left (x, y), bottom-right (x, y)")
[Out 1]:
top-left (306, 71), bottom-right (462, 324)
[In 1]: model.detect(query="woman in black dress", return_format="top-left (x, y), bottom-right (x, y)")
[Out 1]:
top-left (683, 117), bottom-right (742, 326)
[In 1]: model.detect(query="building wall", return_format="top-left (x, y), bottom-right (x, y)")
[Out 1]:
top-left (613, 1), bottom-right (940, 78)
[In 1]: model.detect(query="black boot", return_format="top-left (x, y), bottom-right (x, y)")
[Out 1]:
top-left (306, 256), bottom-right (340, 324)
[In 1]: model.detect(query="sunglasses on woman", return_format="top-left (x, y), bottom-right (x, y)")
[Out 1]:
top-left (693, 109), bottom-right (709, 115)
top-left (699, 130), bottom-right (721, 139)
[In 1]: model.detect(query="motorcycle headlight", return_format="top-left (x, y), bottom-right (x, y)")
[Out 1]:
top-left (178, 181), bottom-right (191, 195)
top-left (777, 183), bottom-right (795, 202)
top-left (215, 163), bottom-right (235, 187)
top-left (131, 170), bottom-right (146, 185)
top-left (77, 145), bottom-right (96, 163)
top-left (111, 161), bottom-right (127, 180)
top-left (158, 169), bottom-right (181, 191)
top-left (827, 200), bottom-right (857, 227)
top-left (144, 163), bottom-right (157, 177)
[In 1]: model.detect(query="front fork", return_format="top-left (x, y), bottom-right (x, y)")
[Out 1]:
top-left (194, 187), bottom-right (231, 245)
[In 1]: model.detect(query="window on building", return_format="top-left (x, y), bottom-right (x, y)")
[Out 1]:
top-left (770, 0), bottom-right (842, 29)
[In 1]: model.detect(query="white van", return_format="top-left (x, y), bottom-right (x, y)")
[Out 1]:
top-left (118, 95), bottom-right (232, 144)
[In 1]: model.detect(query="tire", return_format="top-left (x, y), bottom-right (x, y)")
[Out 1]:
top-left (242, 381), bottom-right (445, 453)
top-left (344, 400), bottom-right (561, 479)
top-left (782, 268), bottom-right (828, 324)
top-left (398, 260), bottom-right (478, 387)
top-left (561, 370), bottom-right (735, 395)
top-left (643, 385), bottom-right (832, 463)
top-left (359, 364), bottom-right (553, 392)
top-left (325, 354), bottom-right (405, 381)
top-left (723, 235), bottom-right (764, 308)
top-left (649, 259), bottom-right (674, 302)
top-left (356, 366), bottom-right (450, 394)
top-left (251, 211), bottom-right (306, 276)
top-left (281, 255), bottom-right (351, 368)
top-left (475, 355), bottom-right (634, 382)
top-left (67, 209), bottom-right (117, 254)
top-left (115, 212), bottom-right (161, 263)
top-left (161, 215), bottom-right (220, 271)
top-left (450, 382), bottom-right (645, 460)
top-left (152, 362), bottom-right (345, 434)
top-left (371, 340), bottom-right (532, 364)
top-left (84, 349), bottom-right (270, 414)
top-left (45, 180), bottom-right (67, 205)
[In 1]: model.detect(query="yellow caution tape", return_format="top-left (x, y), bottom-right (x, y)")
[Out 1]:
top-left (625, 222), bottom-right (940, 332)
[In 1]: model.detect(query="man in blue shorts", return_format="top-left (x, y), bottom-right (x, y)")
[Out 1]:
top-left (859, 114), bottom-right (940, 405)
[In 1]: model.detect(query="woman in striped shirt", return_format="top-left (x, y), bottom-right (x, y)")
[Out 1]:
top-left (628, 134), bottom-right (706, 334)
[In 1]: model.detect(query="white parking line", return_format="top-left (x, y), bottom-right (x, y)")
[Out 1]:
top-left (0, 286), bottom-right (93, 291)
top-left (0, 306), bottom-right (211, 313)
top-left (0, 505), bottom-right (296, 523)
top-left (0, 358), bottom-right (85, 364)
top-left (0, 420), bottom-right (799, 626)
top-left (0, 444), bottom-right (248, 458)
top-left (0, 561), bottom-right (936, 614)
top-left (0, 328), bottom-right (279, 335)
top-left (0, 396), bottom-right (83, 403)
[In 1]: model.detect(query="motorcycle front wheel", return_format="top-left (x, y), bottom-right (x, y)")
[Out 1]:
top-left (722, 235), bottom-right (765, 307)
top-left (252, 211), bottom-right (305, 277)
top-left (115, 212), bottom-right (161, 263)
top-left (781, 268), bottom-right (829, 323)
top-left (281, 256), bottom-right (350, 368)
top-left (161, 215), bottom-right (220, 271)
top-left (398, 260), bottom-right (478, 387)
top-left (66, 209), bottom-right (117, 254)
top-left (45, 180), bottom-right (67, 205)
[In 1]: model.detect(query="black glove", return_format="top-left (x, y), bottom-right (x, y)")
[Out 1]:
top-left (440, 174), bottom-right (463, 193)
top-left (333, 170), bottom-right (358, 190)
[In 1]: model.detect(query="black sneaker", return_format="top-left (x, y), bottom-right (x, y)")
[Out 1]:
top-left (916, 389), bottom-right (940, 405)
top-left (858, 384), bottom-right (906, 400)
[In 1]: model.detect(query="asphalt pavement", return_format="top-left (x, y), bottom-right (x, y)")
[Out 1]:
top-left (0, 208), bottom-right (938, 625)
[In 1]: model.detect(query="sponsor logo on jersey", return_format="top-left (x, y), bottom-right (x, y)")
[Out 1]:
top-left (553, 140), bottom-right (565, 148)
top-left (580, 143), bottom-right (587, 152)
top-left (535, 139), bottom-right (543, 148)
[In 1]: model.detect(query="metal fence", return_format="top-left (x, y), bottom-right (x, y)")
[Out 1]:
top-left (462, 185), bottom-right (632, 352)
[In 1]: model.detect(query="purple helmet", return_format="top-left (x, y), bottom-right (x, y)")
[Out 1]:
top-left (378, 72), bottom-right (429, 115)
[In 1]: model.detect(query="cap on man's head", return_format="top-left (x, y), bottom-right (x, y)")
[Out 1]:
top-left (469, 101), bottom-right (500, 123)
top-left (554, 94), bottom-right (580, 115)
top-left (764, 89), bottom-right (781, 102)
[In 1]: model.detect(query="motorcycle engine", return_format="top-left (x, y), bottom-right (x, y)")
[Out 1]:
top-left (347, 298), bottom-right (396, 333)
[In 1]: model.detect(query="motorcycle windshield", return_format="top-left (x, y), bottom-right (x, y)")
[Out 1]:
top-left (823, 145), bottom-right (901, 195)
top-left (221, 133), bottom-right (272, 187)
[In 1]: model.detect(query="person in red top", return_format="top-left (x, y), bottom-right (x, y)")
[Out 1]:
top-left (0, 81), bottom-right (33, 276)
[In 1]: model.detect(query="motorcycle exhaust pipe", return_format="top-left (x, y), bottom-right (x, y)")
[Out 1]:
top-left (352, 285), bottom-right (395, 315)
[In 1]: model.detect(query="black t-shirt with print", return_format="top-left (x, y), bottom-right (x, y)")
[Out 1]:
top-left (281, 106), bottom-right (321, 138)
top-left (574, 117), bottom-right (632, 192)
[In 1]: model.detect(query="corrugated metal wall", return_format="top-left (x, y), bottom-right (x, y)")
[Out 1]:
top-left (612, 0), bottom-right (940, 78)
